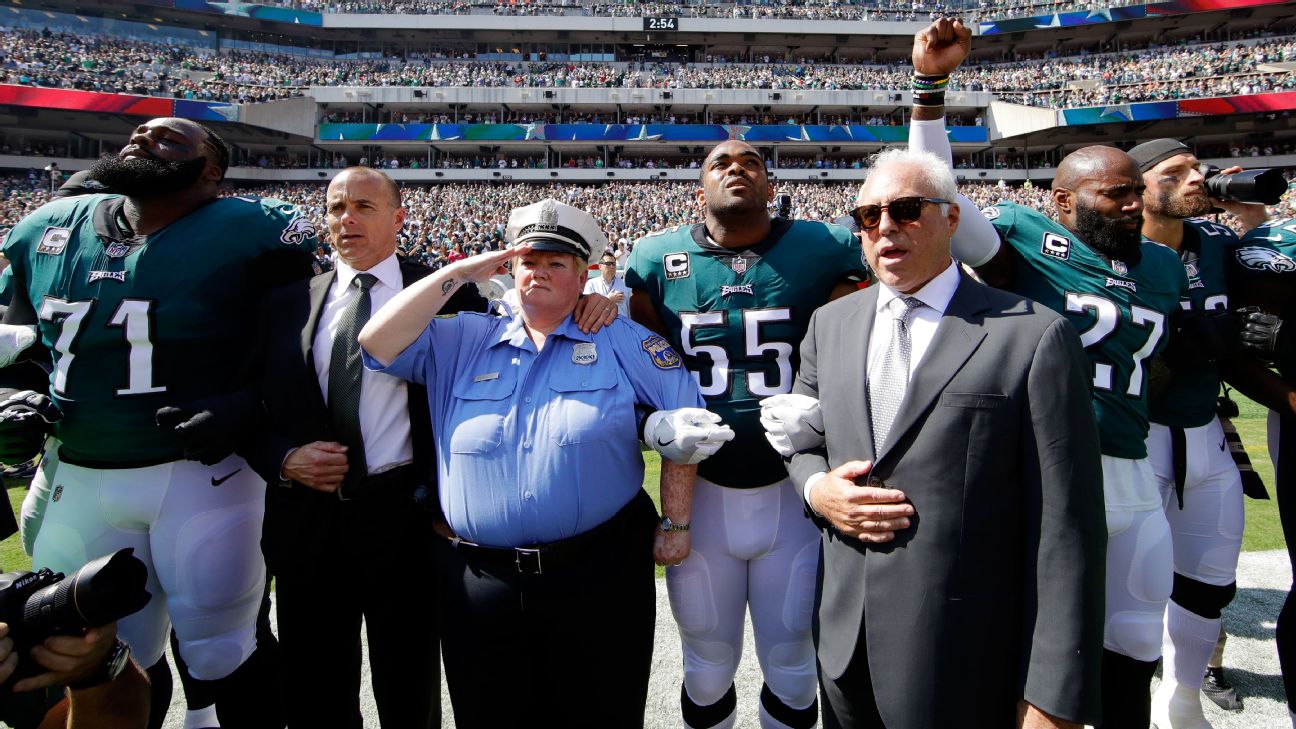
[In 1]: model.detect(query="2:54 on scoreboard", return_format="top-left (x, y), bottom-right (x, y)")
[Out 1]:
top-left (644, 16), bottom-right (678, 30)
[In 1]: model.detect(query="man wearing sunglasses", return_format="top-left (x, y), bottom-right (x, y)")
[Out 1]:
top-left (776, 141), bottom-right (1104, 729)
top-left (908, 18), bottom-right (1191, 729)
top-left (625, 140), bottom-right (867, 729)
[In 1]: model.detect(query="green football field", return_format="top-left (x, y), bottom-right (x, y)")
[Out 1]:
top-left (0, 391), bottom-right (1285, 577)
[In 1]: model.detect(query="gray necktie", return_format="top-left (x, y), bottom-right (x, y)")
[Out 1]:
top-left (329, 272), bottom-right (377, 490)
top-left (869, 295), bottom-right (923, 452)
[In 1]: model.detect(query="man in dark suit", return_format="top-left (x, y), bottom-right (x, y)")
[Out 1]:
top-left (245, 166), bottom-right (486, 728)
top-left (778, 148), bottom-right (1106, 728)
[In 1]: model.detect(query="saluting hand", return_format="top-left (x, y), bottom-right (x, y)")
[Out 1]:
top-left (913, 17), bottom-right (971, 76)
top-left (810, 460), bottom-right (915, 543)
top-left (449, 245), bottom-right (530, 288)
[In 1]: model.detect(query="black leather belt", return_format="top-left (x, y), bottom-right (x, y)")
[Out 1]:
top-left (337, 462), bottom-right (419, 501)
top-left (449, 491), bottom-right (649, 575)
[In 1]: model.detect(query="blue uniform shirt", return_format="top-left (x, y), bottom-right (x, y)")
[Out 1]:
top-left (365, 311), bottom-right (705, 547)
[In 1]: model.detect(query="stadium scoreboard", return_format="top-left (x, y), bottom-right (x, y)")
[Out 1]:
top-left (643, 16), bottom-right (678, 31)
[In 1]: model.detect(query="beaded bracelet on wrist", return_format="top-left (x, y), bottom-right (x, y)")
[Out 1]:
top-left (911, 74), bottom-right (950, 106)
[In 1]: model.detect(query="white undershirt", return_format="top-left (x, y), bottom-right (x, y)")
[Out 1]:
top-left (804, 260), bottom-right (961, 505)
top-left (312, 253), bottom-right (414, 475)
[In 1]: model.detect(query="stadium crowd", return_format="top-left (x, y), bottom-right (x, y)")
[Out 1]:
top-left (7, 171), bottom-right (1289, 273)
top-left (241, 0), bottom-right (1137, 23)
top-left (2, 27), bottom-right (1294, 109)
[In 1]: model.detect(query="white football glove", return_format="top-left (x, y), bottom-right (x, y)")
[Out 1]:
top-left (644, 408), bottom-right (735, 466)
top-left (758, 394), bottom-right (824, 457)
top-left (0, 324), bottom-right (37, 369)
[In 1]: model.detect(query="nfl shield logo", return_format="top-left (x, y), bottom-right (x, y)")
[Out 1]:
top-left (104, 241), bottom-right (131, 258)
top-left (1112, 260), bottom-right (1128, 275)
top-left (729, 256), bottom-right (748, 275)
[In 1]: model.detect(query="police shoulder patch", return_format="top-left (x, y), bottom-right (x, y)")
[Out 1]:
top-left (641, 334), bottom-right (681, 369)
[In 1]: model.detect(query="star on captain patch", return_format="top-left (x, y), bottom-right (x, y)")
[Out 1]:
top-left (641, 335), bottom-right (681, 370)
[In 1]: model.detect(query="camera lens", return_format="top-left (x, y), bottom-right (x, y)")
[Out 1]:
top-left (20, 549), bottom-right (149, 638)
top-left (1205, 168), bottom-right (1287, 205)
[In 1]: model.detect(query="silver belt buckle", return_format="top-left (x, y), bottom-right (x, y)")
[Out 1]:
top-left (515, 547), bottom-right (543, 575)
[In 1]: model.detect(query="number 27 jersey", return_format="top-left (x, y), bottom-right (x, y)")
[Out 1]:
top-left (626, 219), bottom-right (865, 488)
top-left (986, 202), bottom-right (1187, 459)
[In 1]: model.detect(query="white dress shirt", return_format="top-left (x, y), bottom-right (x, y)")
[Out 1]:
top-left (312, 253), bottom-right (414, 475)
top-left (804, 259), bottom-right (961, 505)
top-left (583, 273), bottom-right (631, 317)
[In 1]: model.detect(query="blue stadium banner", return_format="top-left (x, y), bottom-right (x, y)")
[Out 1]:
top-left (317, 123), bottom-right (990, 144)
top-left (979, 0), bottom-right (1287, 35)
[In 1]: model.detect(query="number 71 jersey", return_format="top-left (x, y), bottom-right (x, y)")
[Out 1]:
top-left (1, 193), bottom-right (318, 465)
top-left (986, 202), bottom-right (1187, 459)
top-left (626, 219), bottom-right (866, 488)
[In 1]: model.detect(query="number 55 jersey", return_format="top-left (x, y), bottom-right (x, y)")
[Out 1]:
top-left (626, 219), bottom-right (866, 488)
top-left (1, 193), bottom-right (318, 465)
top-left (984, 202), bottom-right (1188, 460)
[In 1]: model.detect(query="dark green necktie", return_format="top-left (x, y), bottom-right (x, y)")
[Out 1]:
top-left (329, 272), bottom-right (377, 491)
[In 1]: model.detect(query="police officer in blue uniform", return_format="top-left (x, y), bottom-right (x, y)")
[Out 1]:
top-left (358, 198), bottom-right (732, 729)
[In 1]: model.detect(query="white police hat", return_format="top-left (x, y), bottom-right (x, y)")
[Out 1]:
top-left (506, 198), bottom-right (608, 266)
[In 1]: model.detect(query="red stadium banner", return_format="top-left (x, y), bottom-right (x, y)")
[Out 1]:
top-left (1177, 90), bottom-right (1296, 116)
top-left (0, 85), bottom-right (174, 116)
top-left (0, 85), bottom-right (237, 122)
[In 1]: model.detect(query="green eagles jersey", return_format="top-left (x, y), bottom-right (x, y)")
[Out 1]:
top-left (986, 202), bottom-right (1187, 459)
top-left (1147, 218), bottom-right (1235, 428)
top-left (2, 193), bottom-right (318, 465)
top-left (625, 219), bottom-right (866, 488)
top-left (1228, 216), bottom-right (1296, 382)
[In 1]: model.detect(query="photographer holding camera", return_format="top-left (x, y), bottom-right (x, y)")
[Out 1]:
top-left (0, 619), bottom-right (148, 729)
top-left (0, 544), bottom-right (152, 729)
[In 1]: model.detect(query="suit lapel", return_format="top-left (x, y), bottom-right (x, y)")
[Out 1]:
top-left (847, 287), bottom-right (880, 462)
top-left (876, 275), bottom-right (990, 463)
top-left (303, 271), bottom-right (335, 366)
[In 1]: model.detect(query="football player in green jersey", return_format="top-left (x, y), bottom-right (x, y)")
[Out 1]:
top-left (1224, 218), bottom-right (1296, 729)
top-left (0, 118), bottom-right (317, 728)
top-left (909, 21), bottom-right (1191, 729)
top-left (1131, 138), bottom-right (1270, 729)
top-left (625, 140), bottom-right (866, 729)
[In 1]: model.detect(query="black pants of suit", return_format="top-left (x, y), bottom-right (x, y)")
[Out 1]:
top-left (267, 479), bottom-right (440, 729)
top-left (434, 489), bottom-right (658, 729)
top-left (819, 634), bottom-right (886, 729)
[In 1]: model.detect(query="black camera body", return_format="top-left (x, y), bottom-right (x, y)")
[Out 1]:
top-left (0, 549), bottom-right (149, 686)
top-left (1201, 164), bottom-right (1287, 205)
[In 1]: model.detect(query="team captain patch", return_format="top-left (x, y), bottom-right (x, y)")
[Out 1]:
top-left (641, 335), bottom-right (681, 369)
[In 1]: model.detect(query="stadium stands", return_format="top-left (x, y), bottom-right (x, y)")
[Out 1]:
top-left (2, 26), bottom-right (1293, 108)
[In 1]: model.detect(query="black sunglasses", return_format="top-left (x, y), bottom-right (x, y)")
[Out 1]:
top-left (851, 197), bottom-right (950, 230)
